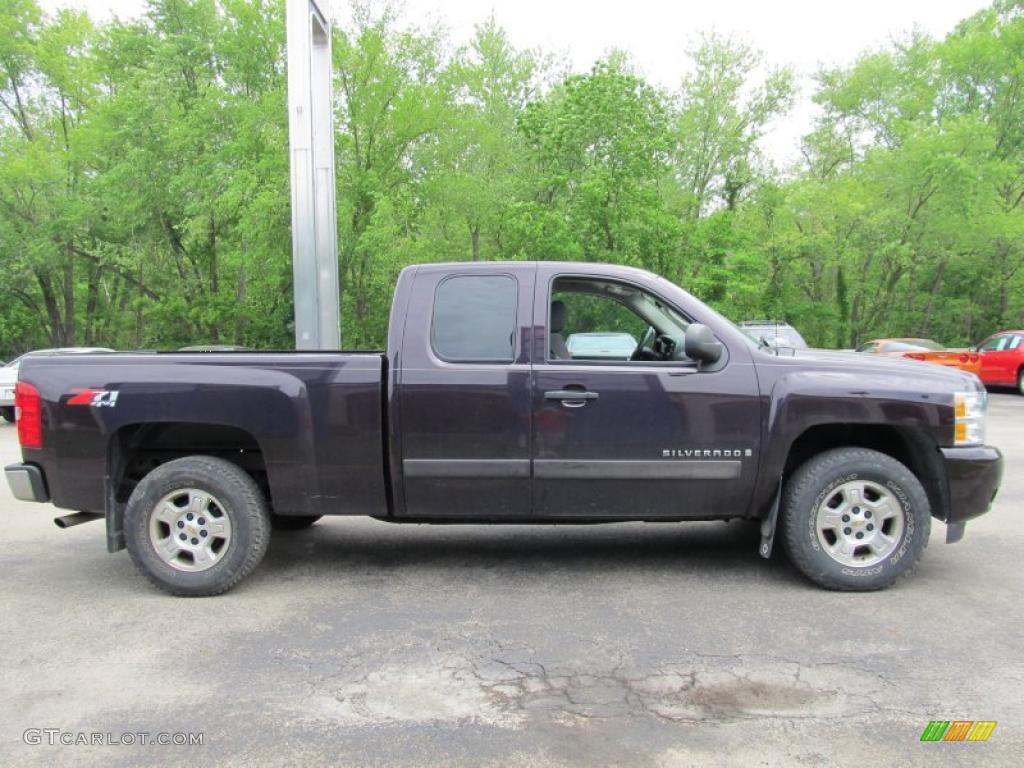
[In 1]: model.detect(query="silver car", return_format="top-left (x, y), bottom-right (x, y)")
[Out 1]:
top-left (738, 321), bottom-right (809, 350)
top-left (1, 348), bottom-right (114, 423)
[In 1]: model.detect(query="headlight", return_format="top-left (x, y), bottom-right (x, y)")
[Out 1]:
top-left (953, 390), bottom-right (987, 446)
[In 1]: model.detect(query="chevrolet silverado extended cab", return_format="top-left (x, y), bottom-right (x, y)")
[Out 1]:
top-left (5, 262), bottom-right (1004, 595)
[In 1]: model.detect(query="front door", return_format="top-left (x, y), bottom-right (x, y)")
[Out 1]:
top-left (531, 270), bottom-right (761, 519)
top-left (978, 333), bottom-right (1020, 386)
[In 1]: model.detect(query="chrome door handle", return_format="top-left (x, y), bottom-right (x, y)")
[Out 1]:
top-left (545, 389), bottom-right (599, 403)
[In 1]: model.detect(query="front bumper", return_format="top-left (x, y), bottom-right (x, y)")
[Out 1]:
top-left (4, 463), bottom-right (49, 503)
top-left (940, 445), bottom-right (1002, 533)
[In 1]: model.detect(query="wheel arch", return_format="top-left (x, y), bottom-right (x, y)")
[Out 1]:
top-left (780, 423), bottom-right (950, 522)
top-left (108, 421), bottom-right (282, 505)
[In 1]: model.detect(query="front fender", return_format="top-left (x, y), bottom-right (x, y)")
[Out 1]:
top-left (749, 365), bottom-right (956, 516)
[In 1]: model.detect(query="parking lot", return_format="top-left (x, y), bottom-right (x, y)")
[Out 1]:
top-left (1, 395), bottom-right (1022, 767)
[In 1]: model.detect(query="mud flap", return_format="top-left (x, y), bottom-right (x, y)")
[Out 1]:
top-left (946, 521), bottom-right (966, 544)
top-left (105, 477), bottom-right (125, 553)
top-left (759, 478), bottom-right (783, 559)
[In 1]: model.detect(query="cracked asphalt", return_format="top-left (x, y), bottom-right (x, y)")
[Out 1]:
top-left (2, 393), bottom-right (1023, 766)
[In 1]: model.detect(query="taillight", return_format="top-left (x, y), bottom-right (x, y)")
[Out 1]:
top-left (15, 381), bottom-right (42, 449)
top-left (958, 354), bottom-right (969, 364)
top-left (906, 353), bottom-right (925, 360)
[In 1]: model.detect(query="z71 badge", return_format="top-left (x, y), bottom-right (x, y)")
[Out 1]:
top-left (67, 388), bottom-right (119, 408)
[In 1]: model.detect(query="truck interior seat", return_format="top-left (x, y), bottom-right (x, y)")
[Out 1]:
top-left (550, 300), bottom-right (571, 359)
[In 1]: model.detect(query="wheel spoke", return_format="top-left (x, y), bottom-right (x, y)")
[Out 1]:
top-left (157, 536), bottom-right (181, 562)
top-left (831, 537), bottom-right (856, 558)
top-left (871, 533), bottom-right (896, 553)
top-left (208, 518), bottom-right (227, 537)
top-left (188, 491), bottom-right (207, 515)
top-left (192, 546), bottom-right (212, 566)
top-left (818, 509), bottom-right (845, 530)
top-left (868, 496), bottom-right (898, 521)
top-left (154, 502), bottom-right (179, 525)
top-left (843, 485), bottom-right (863, 507)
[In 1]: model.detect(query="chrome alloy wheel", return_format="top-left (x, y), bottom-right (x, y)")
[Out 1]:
top-left (148, 488), bottom-right (232, 572)
top-left (815, 480), bottom-right (905, 567)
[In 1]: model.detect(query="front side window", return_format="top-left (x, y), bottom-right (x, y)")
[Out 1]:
top-left (431, 275), bottom-right (518, 363)
top-left (980, 335), bottom-right (1008, 352)
top-left (548, 276), bottom-right (691, 363)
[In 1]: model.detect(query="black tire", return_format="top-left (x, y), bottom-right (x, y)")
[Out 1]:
top-left (1017, 368), bottom-right (1023, 396)
top-left (781, 447), bottom-right (930, 591)
top-left (124, 456), bottom-right (270, 596)
top-left (1, 406), bottom-right (14, 423)
top-left (270, 513), bottom-right (322, 531)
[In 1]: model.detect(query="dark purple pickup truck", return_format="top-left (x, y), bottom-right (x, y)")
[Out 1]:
top-left (5, 262), bottom-right (1003, 595)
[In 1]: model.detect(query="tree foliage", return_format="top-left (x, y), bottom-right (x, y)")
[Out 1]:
top-left (1, 0), bottom-right (1023, 357)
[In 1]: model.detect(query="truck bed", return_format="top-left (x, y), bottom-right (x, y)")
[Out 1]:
top-left (17, 351), bottom-right (390, 519)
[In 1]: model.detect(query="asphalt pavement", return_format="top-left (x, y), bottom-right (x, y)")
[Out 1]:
top-left (2, 394), bottom-right (1022, 767)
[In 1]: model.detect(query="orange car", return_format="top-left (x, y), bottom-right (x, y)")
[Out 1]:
top-left (856, 338), bottom-right (982, 375)
top-left (902, 348), bottom-right (982, 376)
top-left (855, 338), bottom-right (944, 356)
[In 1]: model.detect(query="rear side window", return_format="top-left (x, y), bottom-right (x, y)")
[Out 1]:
top-left (431, 275), bottom-right (518, 363)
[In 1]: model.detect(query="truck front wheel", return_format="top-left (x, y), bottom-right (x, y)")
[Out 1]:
top-left (124, 456), bottom-right (271, 596)
top-left (781, 447), bottom-right (930, 591)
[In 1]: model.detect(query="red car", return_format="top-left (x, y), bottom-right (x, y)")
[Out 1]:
top-left (975, 330), bottom-right (1024, 394)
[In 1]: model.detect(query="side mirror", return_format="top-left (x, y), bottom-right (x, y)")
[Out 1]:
top-left (685, 323), bottom-right (723, 364)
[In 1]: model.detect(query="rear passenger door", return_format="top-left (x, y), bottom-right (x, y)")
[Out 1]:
top-left (395, 265), bottom-right (534, 518)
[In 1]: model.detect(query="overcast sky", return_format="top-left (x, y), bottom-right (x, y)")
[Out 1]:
top-left (39, 0), bottom-right (991, 164)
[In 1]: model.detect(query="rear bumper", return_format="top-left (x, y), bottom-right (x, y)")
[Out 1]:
top-left (4, 463), bottom-right (49, 503)
top-left (941, 446), bottom-right (1002, 525)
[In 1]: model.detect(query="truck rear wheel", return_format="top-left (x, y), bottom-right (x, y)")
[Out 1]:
top-left (781, 447), bottom-right (930, 591)
top-left (124, 456), bottom-right (270, 596)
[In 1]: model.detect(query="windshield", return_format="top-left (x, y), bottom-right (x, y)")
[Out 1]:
top-left (905, 339), bottom-right (944, 351)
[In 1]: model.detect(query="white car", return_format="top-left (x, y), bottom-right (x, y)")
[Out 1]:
top-left (565, 332), bottom-right (638, 360)
top-left (1, 348), bottom-right (113, 422)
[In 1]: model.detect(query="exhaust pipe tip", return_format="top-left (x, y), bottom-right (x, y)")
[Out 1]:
top-left (54, 512), bottom-right (103, 529)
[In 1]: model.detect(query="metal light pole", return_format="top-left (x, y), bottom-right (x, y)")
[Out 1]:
top-left (286, 0), bottom-right (341, 349)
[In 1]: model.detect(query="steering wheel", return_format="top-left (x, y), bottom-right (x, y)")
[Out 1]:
top-left (631, 326), bottom-right (659, 361)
